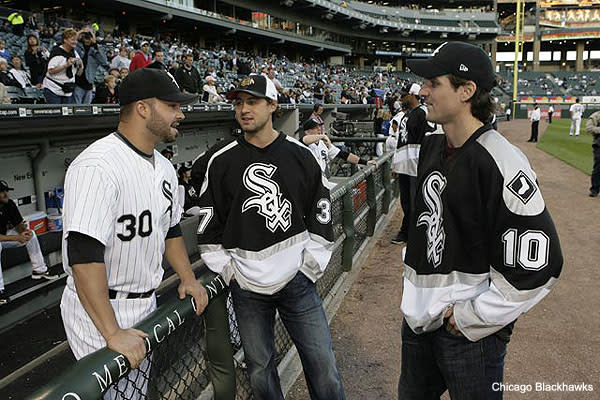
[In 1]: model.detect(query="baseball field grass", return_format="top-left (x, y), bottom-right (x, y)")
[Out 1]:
top-left (537, 118), bottom-right (593, 175)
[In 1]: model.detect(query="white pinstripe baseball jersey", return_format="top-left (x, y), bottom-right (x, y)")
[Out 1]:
top-left (61, 132), bottom-right (182, 294)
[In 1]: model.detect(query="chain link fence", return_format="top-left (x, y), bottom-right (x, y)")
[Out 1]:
top-left (31, 153), bottom-right (398, 400)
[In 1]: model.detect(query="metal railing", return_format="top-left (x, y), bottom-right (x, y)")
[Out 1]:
top-left (28, 152), bottom-right (399, 400)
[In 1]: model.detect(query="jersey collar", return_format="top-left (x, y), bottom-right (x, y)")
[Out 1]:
top-left (115, 131), bottom-right (154, 159)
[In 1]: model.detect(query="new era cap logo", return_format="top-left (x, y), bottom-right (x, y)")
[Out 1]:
top-left (459, 64), bottom-right (469, 72)
top-left (507, 170), bottom-right (537, 204)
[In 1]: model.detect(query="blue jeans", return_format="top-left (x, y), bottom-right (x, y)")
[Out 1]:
top-left (72, 85), bottom-right (93, 104)
top-left (398, 319), bottom-right (507, 400)
top-left (230, 272), bottom-right (345, 400)
top-left (43, 88), bottom-right (72, 104)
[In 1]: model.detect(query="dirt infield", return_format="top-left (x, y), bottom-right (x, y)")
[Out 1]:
top-left (287, 120), bottom-right (599, 400)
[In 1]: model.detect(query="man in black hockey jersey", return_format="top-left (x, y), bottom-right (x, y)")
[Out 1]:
top-left (399, 42), bottom-right (563, 400)
top-left (391, 82), bottom-right (433, 245)
top-left (191, 75), bottom-right (344, 400)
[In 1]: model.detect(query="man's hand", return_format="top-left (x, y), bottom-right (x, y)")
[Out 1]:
top-left (444, 306), bottom-right (463, 337)
top-left (66, 57), bottom-right (75, 67)
top-left (106, 328), bottom-right (148, 369)
top-left (321, 134), bottom-right (332, 148)
top-left (15, 232), bottom-right (32, 244)
top-left (178, 279), bottom-right (208, 315)
top-left (367, 160), bottom-right (378, 169)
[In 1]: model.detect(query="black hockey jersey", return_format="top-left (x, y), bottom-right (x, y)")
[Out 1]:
top-left (394, 104), bottom-right (436, 176)
top-left (191, 132), bottom-right (334, 295)
top-left (402, 124), bottom-right (563, 341)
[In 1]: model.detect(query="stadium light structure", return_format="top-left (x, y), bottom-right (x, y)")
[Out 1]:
top-left (513, 0), bottom-right (524, 118)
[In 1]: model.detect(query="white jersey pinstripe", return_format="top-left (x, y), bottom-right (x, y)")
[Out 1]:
top-left (60, 132), bottom-right (182, 362)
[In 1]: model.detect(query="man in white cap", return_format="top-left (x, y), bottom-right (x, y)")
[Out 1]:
top-left (202, 75), bottom-right (223, 103)
top-left (129, 40), bottom-right (151, 71)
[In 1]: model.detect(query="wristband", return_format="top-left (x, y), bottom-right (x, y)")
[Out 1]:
top-left (358, 158), bottom-right (368, 165)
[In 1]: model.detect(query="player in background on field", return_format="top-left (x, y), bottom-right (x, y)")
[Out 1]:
top-left (570, 98), bottom-right (585, 136)
top-left (399, 41), bottom-right (563, 400)
top-left (191, 75), bottom-right (345, 400)
top-left (60, 68), bottom-right (208, 397)
top-left (528, 103), bottom-right (541, 142)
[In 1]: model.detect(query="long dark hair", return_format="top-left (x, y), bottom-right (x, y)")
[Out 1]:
top-left (25, 34), bottom-right (39, 54)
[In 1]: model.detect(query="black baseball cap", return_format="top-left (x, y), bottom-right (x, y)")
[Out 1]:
top-left (0, 180), bottom-right (14, 191)
top-left (119, 68), bottom-right (198, 106)
top-left (303, 119), bottom-right (321, 131)
top-left (226, 75), bottom-right (278, 101)
top-left (406, 42), bottom-right (496, 91)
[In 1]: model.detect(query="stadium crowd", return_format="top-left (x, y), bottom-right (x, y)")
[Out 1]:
top-left (0, 15), bottom-right (411, 107)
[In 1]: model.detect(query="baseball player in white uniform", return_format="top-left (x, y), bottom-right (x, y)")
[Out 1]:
top-left (60, 68), bottom-right (208, 397)
top-left (570, 98), bottom-right (585, 136)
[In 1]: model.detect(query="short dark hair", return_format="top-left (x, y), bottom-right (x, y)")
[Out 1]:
top-left (448, 75), bottom-right (496, 123)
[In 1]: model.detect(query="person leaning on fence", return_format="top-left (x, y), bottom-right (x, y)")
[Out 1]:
top-left (301, 118), bottom-right (377, 189)
top-left (191, 75), bottom-right (345, 400)
top-left (585, 110), bottom-right (600, 197)
top-left (399, 41), bottom-right (563, 400)
top-left (59, 68), bottom-right (208, 398)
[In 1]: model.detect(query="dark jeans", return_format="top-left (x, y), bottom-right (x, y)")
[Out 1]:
top-left (230, 272), bottom-right (345, 400)
top-left (398, 320), bottom-right (507, 400)
top-left (591, 144), bottom-right (600, 193)
top-left (43, 88), bottom-right (72, 104)
top-left (398, 174), bottom-right (417, 237)
top-left (529, 121), bottom-right (539, 142)
top-left (548, 112), bottom-right (553, 123)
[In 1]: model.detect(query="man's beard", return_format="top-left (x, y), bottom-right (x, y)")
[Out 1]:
top-left (147, 112), bottom-right (176, 143)
top-left (240, 115), bottom-right (268, 135)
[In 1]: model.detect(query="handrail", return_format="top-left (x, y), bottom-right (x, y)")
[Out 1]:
top-left (28, 271), bottom-right (234, 400)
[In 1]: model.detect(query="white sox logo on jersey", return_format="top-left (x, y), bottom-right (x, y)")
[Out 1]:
top-left (417, 171), bottom-right (447, 268)
top-left (242, 163), bottom-right (292, 233)
top-left (162, 180), bottom-right (173, 219)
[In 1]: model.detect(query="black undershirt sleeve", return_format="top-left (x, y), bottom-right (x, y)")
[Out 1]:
top-left (335, 150), bottom-right (350, 161)
top-left (67, 231), bottom-right (105, 266)
top-left (166, 223), bottom-right (183, 239)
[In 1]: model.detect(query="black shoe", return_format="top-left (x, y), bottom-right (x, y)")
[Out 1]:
top-left (0, 291), bottom-right (9, 305)
top-left (32, 270), bottom-right (60, 280)
top-left (589, 191), bottom-right (599, 197)
top-left (391, 232), bottom-right (408, 245)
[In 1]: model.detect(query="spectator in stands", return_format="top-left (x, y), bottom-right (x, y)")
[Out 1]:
top-left (267, 66), bottom-right (282, 91)
top-left (0, 58), bottom-right (21, 89)
top-left (110, 46), bottom-right (130, 70)
top-left (73, 27), bottom-right (108, 104)
top-left (161, 148), bottom-right (174, 161)
top-left (0, 39), bottom-right (10, 62)
top-left (42, 28), bottom-right (84, 104)
top-left (119, 67), bottom-right (129, 81)
top-left (108, 67), bottom-right (119, 78)
top-left (24, 34), bottom-right (49, 88)
top-left (7, 11), bottom-right (25, 36)
top-left (92, 75), bottom-right (118, 104)
top-left (8, 55), bottom-right (31, 89)
top-left (146, 50), bottom-right (166, 71)
top-left (313, 79), bottom-right (325, 104)
top-left (202, 76), bottom-right (222, 103)
top-left (1, 180), bottom-right (59, 305)
top-left (0, 82), bottom-right (10, 104)
top-left (175, 54), bottom-right (201, 94)
top-left (129, 40), bottom-right (151, 71)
